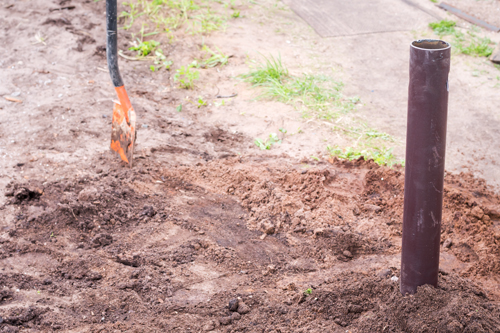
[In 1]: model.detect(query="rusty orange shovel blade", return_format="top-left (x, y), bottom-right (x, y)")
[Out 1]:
top-left (110, 86), bottom-right (136, 166)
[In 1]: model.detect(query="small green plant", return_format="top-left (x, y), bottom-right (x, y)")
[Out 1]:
top-left (279, 128), bottom-right (287, 134)
top-left (33, 32), bottom-right (47, 45)
top-left (197, 97), bottom-right (208, 108)
top-left (174, 62), bottom-right (200, 89)
top-left (201, 45), bottom-right (230, 67)
top-left (304, 288), bottom-right (313, 295)
top-left (129, 39), bottom-right (160, 57)
top-left (154, 49), bottom-right (173, 70)
top-left (254, 133), bottom-right (281, 150)
top-left (176, 104), bottom-right (183, 112)
top-left (231, 10), bottom-right (240, 18)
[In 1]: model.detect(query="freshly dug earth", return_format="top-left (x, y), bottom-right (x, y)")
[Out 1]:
top-left (1, 153), bottom-right (500, 332)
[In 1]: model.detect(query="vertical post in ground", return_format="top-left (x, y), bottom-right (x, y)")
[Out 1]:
top-left (400, 39), bottom-right (451, 295)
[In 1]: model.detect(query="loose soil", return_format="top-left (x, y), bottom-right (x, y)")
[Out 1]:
top-left (1, 0), bottom-right (500, 332)
top-left (2, 153), bottom-right (500, 332)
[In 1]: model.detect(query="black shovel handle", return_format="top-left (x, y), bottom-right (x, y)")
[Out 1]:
top-left (106, 0), bottom-right (124, 88)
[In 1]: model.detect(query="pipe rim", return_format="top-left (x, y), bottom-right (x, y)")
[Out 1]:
top-left (411, 39), bottom-right (451, 51)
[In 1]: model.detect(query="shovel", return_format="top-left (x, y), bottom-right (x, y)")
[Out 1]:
top-left (106, 0), bottom-right (136, 166)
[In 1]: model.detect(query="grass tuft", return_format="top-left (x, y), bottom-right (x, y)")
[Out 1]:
top-left (242, 55), bottom-right (399, 160)
top-left (428, 20), bottom-right (495, 57)
top-left (120, 0), bottom-right (233, 36)
top-left (173, 62), bottom-right (200, 89)
top-left (241, 54), bottom-right (289, 84)
top-left (200, 45), bottom-right (230, 67)
top-left (240, 55), bottom-right (357, 120)
top-left (429, 20), bottom-right (456, 36)
top-left (327, 144), bottom-right (403, 167)
top-left (454, 32), bottom-right (494, 57)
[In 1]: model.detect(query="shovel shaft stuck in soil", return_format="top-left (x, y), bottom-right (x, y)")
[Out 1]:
top-left (401, 40), bottom-right (451, 295)
top-left (106, 0), bottom-right (136, 166)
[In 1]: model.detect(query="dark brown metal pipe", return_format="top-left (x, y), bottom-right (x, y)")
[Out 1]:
top-left (400, 39), bottom-right (451, 295)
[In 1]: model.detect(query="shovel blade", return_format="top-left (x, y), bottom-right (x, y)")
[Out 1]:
top-left (110, 87), bottom-right (136, 166)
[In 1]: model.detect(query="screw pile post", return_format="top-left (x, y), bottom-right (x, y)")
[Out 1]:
top-left (401, 39), bottom-right (451, 295)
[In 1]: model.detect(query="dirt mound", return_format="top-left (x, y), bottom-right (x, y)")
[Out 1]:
top-left (165, 156), bottom-right (500, 276)
top-left (1, 156), bottom-right (500, 332)
top-left (306, 271), bottom-right (500, 332)
top-left (166, 157), bottom-right (385, 234)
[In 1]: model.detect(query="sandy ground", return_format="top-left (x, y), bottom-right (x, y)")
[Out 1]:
top-left (0, 0), bottom-right (500, 332)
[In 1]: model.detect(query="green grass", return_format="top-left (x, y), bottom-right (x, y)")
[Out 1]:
top-left (327, 123), bottom-right (404, 167)
top-left (326, 123), bottom-right (402, 167)
top-left (188, 8), bottom-right (226, 34)
top-left (119, 0), bottom-right (233, 36)
top-left (120, 2), bottom-right (144, 30)
top-left (454, 32), bottom-right (494, 57)
top-left (429, 20), bottom-right (456, 36)
top-left (241, 54), bottom-right (289, 84)
top-left (240, 54), bottom-right (357, 120)
top-left (429, 20), bottom-right (495, 57)
top-left (327, 144), bottom-right (403, 167)
top-left (242, 55), bottom-right (400, 162)
top-left (331, 123), bottom-right (396, 143)
top-left (118, 0), bottom-right (236, 76)
top-left (200, 45), bottom-right (230, 67)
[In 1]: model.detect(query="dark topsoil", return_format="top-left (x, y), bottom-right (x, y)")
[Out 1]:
top-left (1, 153), bottom-right (500, 333)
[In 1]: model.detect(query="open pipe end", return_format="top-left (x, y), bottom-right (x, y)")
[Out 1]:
top-left (411, 39), bottom-right (450, 51)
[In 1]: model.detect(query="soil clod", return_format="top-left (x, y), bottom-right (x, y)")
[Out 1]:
top-left (377, 268), bottom-right (392, 279)
top-left (219, 316), bottom-right (232, 325)
top-left (228, 298), bottom-right (239, 312)
top-left (237, 302), bottom-right (251, 314)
